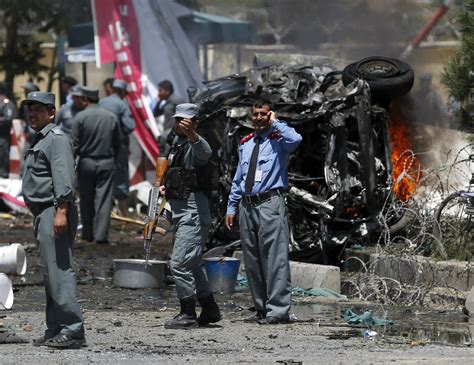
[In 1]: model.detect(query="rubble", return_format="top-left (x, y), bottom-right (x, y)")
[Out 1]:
top-left (192, 56), bottom-right (415, 264)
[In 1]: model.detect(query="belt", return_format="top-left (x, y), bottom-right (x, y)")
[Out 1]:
top-left (243, 188), bottom-right (284, 205)
top-left (29, 202), bottom-right (54, 216)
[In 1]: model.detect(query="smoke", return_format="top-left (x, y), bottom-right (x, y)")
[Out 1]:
top-left (203, 0), bottom-right (431, 60)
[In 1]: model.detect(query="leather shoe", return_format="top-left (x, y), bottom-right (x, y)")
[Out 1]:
top-left (243, 312), bottom-right (265, 323)
top-left (258, 316), bottom-right (290, 325)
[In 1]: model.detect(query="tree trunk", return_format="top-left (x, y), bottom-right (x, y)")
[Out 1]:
top-left (47, 42), bottom-right (58, 92)
top-left (3, 9), bottom-right (19, 99)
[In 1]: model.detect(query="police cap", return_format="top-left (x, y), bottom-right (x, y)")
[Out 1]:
top-left (21, 92), bottom-right (55, 108)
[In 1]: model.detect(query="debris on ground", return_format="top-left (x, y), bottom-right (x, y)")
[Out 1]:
top-left (0, 330), bottom-right (28, 344)
top-left (344, 308), bottom-right (394, 326)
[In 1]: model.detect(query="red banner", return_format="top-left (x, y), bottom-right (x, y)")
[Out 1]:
top-left (92, 0), bottom-right (159, 166)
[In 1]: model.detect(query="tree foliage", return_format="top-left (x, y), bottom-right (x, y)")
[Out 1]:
top-left (441, 0), bottom-right (474, 127)
top-left (0, 0), bottom-right (91, 98)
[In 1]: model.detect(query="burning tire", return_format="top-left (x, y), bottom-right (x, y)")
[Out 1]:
top-left (342, 56), bottom-right (414, 98)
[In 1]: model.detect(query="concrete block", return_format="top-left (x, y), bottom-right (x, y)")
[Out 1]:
top-left (435, 261), bottom-right (473, 292)
top-left (371, 254), bottom-right (435, 286)
top-left (232, 253), bottom-right (340, 292)
top-left (424, 287), bottom-right (467, 310)
top-left (466, 286), bottom-right (474, 315)
top-left (290, 261), bottom-right (340, 293)
top-left (371, 254), bottom-right (474, 292)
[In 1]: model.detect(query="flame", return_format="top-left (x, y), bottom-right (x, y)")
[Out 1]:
top-left (388, 106), bottom-right (422, 202)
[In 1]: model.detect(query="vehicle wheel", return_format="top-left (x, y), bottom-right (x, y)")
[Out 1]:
top-left (434, 192), bottom-right (474, 259)
top-left (342, 56), bottom-right (414, 98)
top-left (384, 205), bottom-right (415, 234)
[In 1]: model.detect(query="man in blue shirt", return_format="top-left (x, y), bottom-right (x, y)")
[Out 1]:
top-left (226, 99), bottom-right (302, 324)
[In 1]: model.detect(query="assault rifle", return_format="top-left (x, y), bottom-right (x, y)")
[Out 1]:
top-left (143, 157), bottom-right (169, 263)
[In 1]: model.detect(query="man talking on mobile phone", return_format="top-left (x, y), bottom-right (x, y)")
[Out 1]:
top-left (225, 98), bottom-right (302, 324)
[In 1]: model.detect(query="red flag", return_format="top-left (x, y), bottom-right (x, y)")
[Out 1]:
top-left (91, 0), bottom-right (159, 166)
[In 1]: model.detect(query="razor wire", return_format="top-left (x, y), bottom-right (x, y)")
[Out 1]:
top-left (343, 144), bottom-right (474, 307)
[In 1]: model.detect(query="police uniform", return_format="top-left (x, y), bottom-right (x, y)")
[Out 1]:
top-left (56, 103), bottom-right (82, 139)
top-left (163, 103), bottom-right (220, 329)
top-left (0, 95), bottom-right (16, 178)
top-left (227, 119), bottom-right (302, 322)
top-left (21, 92), bottom-right (85, 344)
top-left (71, 89), bottom-right (121, 243)
top-left (56, 85), bottom-right (84, 139)
top-left (99, 81), bottom-right (135, 201)
top-left (152, 93), bottom-right (184, 156)
top-left (167, 136), bottom-right (213, 298)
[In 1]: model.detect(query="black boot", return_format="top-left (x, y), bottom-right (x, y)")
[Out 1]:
top-left (197, 294), bottom-right (222, 326)
top-left (164, 297), bottom-right (198, 329)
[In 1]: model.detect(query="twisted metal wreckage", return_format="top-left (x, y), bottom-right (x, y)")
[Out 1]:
top-left (188, 55), bottom-right (417, 266)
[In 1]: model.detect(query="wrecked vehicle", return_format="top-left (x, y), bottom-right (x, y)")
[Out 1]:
top-left (192, 55), bottom-right (414, 265)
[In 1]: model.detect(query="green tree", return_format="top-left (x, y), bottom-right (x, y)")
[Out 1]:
top-left (0, 0), bottom-right (91, 99)
top-left (0, 0), bottom-right (52, 98)
top-left (441, 1), bottom-right (474, 129)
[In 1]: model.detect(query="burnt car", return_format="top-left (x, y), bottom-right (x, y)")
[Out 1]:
top-left (192, 55), bottom-right (414, 265)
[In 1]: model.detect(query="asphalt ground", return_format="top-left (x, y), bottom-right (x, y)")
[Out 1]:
top-left (1, 215), bottom-right (473, 364)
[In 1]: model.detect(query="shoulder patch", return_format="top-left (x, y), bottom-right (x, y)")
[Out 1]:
top-left (268, 131), bottom-right (281, 140)
top-left (240, 132), bottom-right (254, 145)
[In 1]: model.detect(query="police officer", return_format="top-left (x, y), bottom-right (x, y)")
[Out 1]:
top-left (151, 80), bottom-right (184, 156)
top-left (21, 81), bottom-right (40, 97)
top-left (103, 77), bottom-right (114, 97)
top-left (163, 103), bottom-right (221, 329)
top-left (21, 91), bottom-right (85, 348)
top-left (0, 82), bottom-right (16, 178)
top-left (71, 87), bottom-right (121, 243)
top-left (56, 85), bottom-right (86, 139)
top-left (61, 76), bottom-right (77, 106)
top-left (226, 99), bottom-right (302, 324)
top-left (99, 79), bottom-right (135, 215)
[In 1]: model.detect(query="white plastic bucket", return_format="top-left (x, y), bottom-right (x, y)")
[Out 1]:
top-left (0, 273), bottom-right (13, 310)
top-left (0, 243), bottom-right (27, 275)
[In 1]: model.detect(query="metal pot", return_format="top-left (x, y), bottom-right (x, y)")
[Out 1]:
top-left (113, 259), bottom-right (166, 289)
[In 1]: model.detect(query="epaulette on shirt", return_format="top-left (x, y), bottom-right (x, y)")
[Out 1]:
top-left (240, 132), bottom-right (254, 145)
top-left (268, 131), bottom-right (281, 140)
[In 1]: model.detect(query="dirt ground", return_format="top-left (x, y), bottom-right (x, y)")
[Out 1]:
top-left (1, 215), bottom-right (474, 364)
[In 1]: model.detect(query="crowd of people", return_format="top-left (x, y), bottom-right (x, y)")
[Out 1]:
top-left (1, 76), bottom-right (302, 349)
top-left (0, 76), bottom-right (184, 240)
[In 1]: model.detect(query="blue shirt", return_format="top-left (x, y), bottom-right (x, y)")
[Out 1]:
top-left (226, 120), bottom-right (302, 215)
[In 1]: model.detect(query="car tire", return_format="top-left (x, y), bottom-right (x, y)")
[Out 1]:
top-left (342, 56), bottom-right (414, 98)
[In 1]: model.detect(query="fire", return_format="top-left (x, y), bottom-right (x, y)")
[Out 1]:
top-left (388, 105), bottom-right (422, 202)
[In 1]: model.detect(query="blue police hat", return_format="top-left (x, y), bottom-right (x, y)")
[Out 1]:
top-left (172, 103), bottom-right (200, 119)
top-left (81, 87), bottom-right (99, 101)
top-left (112, 79), bottom-right (127, 91)
top-left (70, 85), bottom-right (84, 97)
top-left (21, 92), bottom-right (55, 108)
